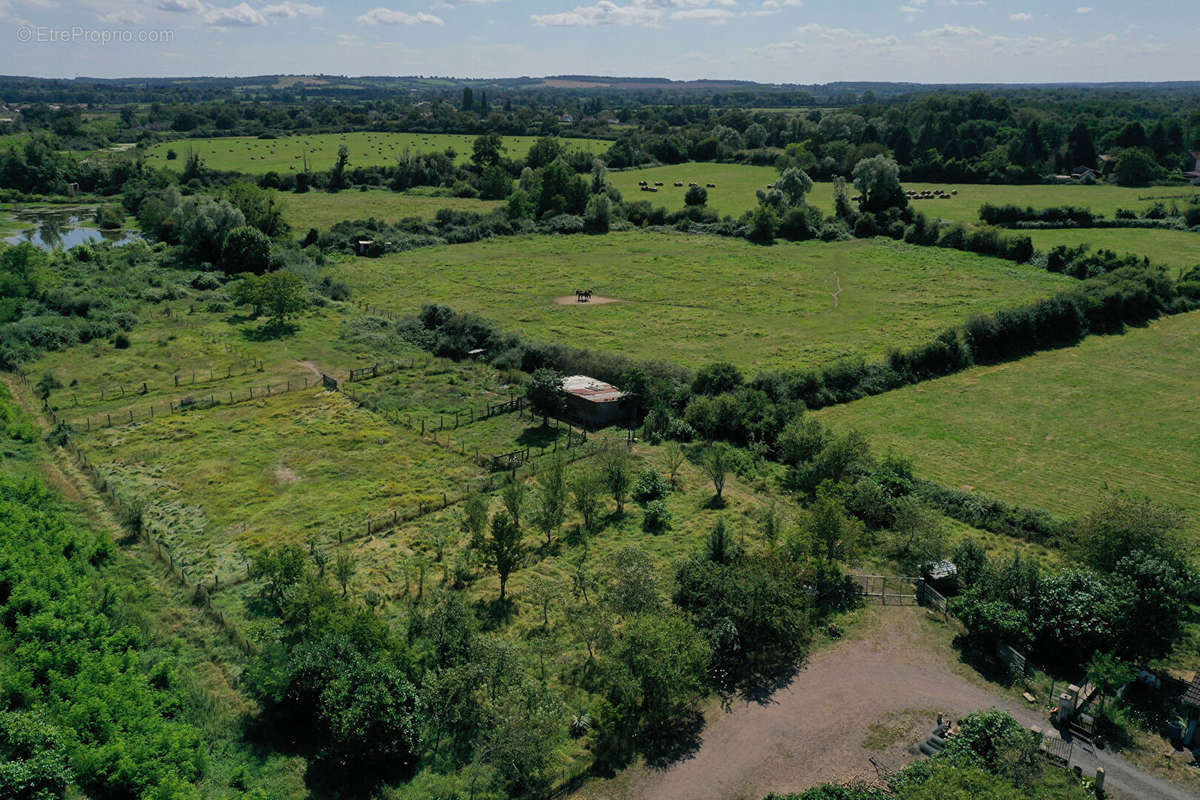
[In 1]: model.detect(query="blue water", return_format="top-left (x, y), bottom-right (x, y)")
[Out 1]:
top-left (3, 209), bottom-right (141, 250)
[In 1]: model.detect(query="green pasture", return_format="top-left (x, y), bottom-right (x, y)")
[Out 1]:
top-left (807, 181), bottom-right (1196, 225)
top-left (82, 388), bottom-right (487, 583)
top-left (142, 131), bottom-right (610, 174)
top-left (608, 163), bottom-right (778, 218)
top-left (1025, 227), bottom-right (1200, 270)
top-left (815, 310), bottom-right (1200, 538)
top-left (330, 231), bottom-right (1075, 372)
top-left (32, 305), bottom-right (359, 420)
top-left (605, 162), bottom-right (1191, 223)
top-left (277, 188), bottom-right (502, 231)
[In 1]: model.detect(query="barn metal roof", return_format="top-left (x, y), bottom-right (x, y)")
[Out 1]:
top-left (562, 375), bottom-right (624, 404)
top-left (1185, 671), bottom-right (1200, 708)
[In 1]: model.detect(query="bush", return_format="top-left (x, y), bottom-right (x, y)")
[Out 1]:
top-left (112, 332), bottom-right (130, 349)
top-left (633, 469), bottom-right (671, 505)
top-left (642, 499), bottom-right (672, 532)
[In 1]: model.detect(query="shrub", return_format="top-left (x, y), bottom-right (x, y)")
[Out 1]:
top-left (112, 332), bottom-right (130, 349)
top-left (642, 499), bottom-right (672, 532)
top-left (633, 468), bottom-right (670, 506)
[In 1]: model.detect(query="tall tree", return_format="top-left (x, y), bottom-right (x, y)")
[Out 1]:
top-left (485, 511), bottom-right (524, 601)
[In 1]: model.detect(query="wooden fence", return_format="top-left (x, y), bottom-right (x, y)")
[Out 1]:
top-left (59, 359), bottom-right (264, 406)
top-left (70, 377), bottom-right (319, 431)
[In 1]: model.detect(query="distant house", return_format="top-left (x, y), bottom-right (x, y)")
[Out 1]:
top-left (1070, 166), bottom-right (1098, 180)
top-left (561, 375), bottom-right (631, 429)
top-left (558, 113), bottom-right (575, 124)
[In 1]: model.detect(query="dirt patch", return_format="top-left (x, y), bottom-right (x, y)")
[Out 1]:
top-left (296, 360), bottom-right (322, 379)
top-left (552, 295), bottom-right (625, 306)
top-left (274, 466), bottom-right (299, 485)
top-left (582, 607), bottom-right (1038, 800)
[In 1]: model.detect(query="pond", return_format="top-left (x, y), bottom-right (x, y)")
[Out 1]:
top-left (2, 206), bottom-right (142, 250)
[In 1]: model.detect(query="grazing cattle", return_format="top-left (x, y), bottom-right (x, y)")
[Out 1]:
top-left (654, 181), bottom-right (663, 186)
top-left (689, 182), bottom-right (698, 188)
top-left (951, 189), bottom-right (958, 195)
top-left (706, 183), bottom-right (716, 188)
top-left (674, 182), bottom-right (684, 187)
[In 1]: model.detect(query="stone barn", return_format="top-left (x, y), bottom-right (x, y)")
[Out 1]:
top-left (561, 375), bottom-right (631, 429)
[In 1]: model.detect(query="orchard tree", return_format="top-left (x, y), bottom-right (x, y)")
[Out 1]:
top-left (601, 447), bottom-right (632, 514)
top-left (703, 443), bottom-right (731, 503)
top-left (571, 468), bottom-right (604, 532)
top-left (485, 511), bottom-right (524, 602)
top-left (533, 457), bottom-right (568, 547)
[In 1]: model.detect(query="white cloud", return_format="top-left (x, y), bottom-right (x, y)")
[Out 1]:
top-left (1009, 12), bottom-right (1032, 21)
top-left (98, 7), bottom-right (145, 23)
top-left (1076, 6), bottom-right (1093, 12)
top-left (205, 2), bottom-right (267, 25)
top-left (672, 7), bottom-right (734, 21)
top-left (357, 7), bottom-right (445, 24)
top-left (949, 0), bottom-right (985, 5)
top-left (759, 0), bottom-right (803, 9)
top-left (531, 0), bottom-right (734, 27)
top-left (532, 1), bottom-right (662, 27)
top-left (918, 24), bottom-right (983, 38)
top-left (155, 0), bottom-right (204, 12)
top-left (263, 2), bottom-right (323, 19)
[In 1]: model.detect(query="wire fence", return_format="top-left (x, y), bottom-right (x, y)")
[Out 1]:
top-left (68, 377), bottom-right (321, 431)
top-left (55, 359), bottom-right (265, 408)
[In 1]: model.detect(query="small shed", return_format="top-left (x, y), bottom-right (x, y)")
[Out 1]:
top-left (924, 560), bottom-right (959, 593)
top-left (561, 375), bottom-right (630, 429)
top-left (1183, 671), bottom-right (1200, 746)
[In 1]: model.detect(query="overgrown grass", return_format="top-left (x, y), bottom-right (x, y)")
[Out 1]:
top-left (329, 231), bottom-right (1074, 372)
top-left (816, 310), bottom-right (1200, 540)
top-left (79, 389), bottom-right (487, 583)
top-left (142, 131), bottom-right (610, 174)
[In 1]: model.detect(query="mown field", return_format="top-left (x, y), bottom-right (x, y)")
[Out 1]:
top-left (608, 163), bottom-right (778, 218)
top-left (607, 162), bottom-right (1193, 223)
top-left (277, 188), bottom-right (502, 231)
top-left (815, 310), bottom-right (1200, 538)
top-left (142, 131), bottom-right (610, 174)
top-left (330, 231), bottom-right (1075, 372)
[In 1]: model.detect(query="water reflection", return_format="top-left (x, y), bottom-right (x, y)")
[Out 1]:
top-left (3, 207), bottom-right (141, 250)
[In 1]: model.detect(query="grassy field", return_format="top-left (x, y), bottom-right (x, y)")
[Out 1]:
top-left (277, 188), bottom-right (502, 231)
top-left (31, 304), bottom-right (363, 420)
top-left (81, 388), bottom-right (488, 583)
top-left (808, 181), bottom-right (1196, 225)
top-left (609, 163), bottom-right (778, 218)
top-left (606, 162), bottom-right (1192, 222)
top-left (1025, 228), bottom-right (1200, 270)
top-left (142, 131), bottom-right (610, 174)
top-left (331, 231), bottom-right (1075, 372)
top-left (815, 310), bottom-right (1200, 537)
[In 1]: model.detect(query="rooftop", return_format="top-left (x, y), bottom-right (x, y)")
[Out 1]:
top-left (562, 375), bottom-right (624, 404)
top-left (1184, 671), bottom-right (1200, 708)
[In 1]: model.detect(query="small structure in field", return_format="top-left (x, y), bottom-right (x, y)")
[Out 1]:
top-left (1183, 671), bottom-right (1200, 746)
top-left (561, 375), bottom-right (631, 429)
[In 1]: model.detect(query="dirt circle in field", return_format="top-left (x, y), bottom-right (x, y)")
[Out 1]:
top-left (552, 295), bottom-right (625, 306)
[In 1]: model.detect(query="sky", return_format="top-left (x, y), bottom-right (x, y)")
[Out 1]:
top-left (0, 0), bottom-right (1196, 84)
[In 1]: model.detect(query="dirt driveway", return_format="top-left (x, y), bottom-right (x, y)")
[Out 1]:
top-left (578, 605), bottom-right (1192, 800)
